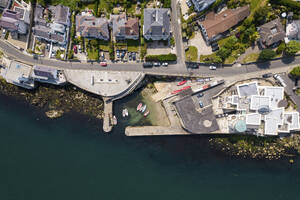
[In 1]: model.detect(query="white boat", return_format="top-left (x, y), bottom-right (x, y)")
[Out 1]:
top-left (113, 116), bottom-right (117, 125)
top-left (144, 110), bottom-right (149, 117)
top-left (122, 108), bottom-right (128, 117)
top-left (141, 105), bottom-right (147, 113)
top-left (137, 103), bottom-right (142, 111)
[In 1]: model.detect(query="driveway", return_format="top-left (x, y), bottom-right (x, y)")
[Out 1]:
top-left (189, 32), bottom-right (212, 57)
top-left (281, 74), bottom-right (300, 112)
top-left (179, 0), bottom-right (189, 15)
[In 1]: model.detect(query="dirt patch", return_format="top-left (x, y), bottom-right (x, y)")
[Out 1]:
top-left (188, 32), bottom-right (212, 56)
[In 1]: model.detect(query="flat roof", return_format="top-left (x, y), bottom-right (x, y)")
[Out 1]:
top-left (250, 95), bottom-right (270, 110)
top-left (246, 113), bottom-right (261, 125)
top-left (264, 108), bottom-right (284, 135)
top-left (237, 82), bottom-right (258, 97)
top-left (263, 86), bottom-right (284, 109)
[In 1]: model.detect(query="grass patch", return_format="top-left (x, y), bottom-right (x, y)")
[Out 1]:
top-left (185, 46), bottom-right (198, 61)
top-left (217, 37), bottom-right (231, 48)
top-left (224, 56), bottom-right (236, 64)
top-left (242, 53), bottom-right (260, 63)
top-left (87, 48), bottom-right (99, 60)
top-left (127, 39), bottom-right (140, 52)
top-left (99, 40), bottom-right (110, 51)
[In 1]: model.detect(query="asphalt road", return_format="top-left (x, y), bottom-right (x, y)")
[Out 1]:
top-left (1, 40), bottom-right (300, 77)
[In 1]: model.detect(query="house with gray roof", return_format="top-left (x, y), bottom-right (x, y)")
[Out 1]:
top-left (110, 14), bottom-right (139, 41)
top-left (0, 0), bottom-right (11, 12)
top-left (32, 4), bottom-right (70, 46)
top-left (191, 0), bottom-right (215, 12)
top-left (258, 18), bottom-right (286, 48)
top-left (0, 9), bottom-right (27, 35)
top-left (286, 19), bottom-right (300, 41)
top-left (143, 8), bottom-right (170, 41)
top-left (76, 15), bottom-right (109, 40)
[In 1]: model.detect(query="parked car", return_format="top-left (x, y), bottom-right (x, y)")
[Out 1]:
top-left (116, 50), bottom-right (120, 58)
top-left (262, 73), bottom-right (272, 78)
top-left (132, 52), bottom-right (136, 61)
top-left (197, 93), bottom-right (204, 98)
top-left (274, 74), bottom-right (287, 87)
top-left (153, 62), bottom-right (161, 67)
top-left (128, 52), bottom-right (132, 61)
top-left (73, 45), bottom-right (77, 54)
top-left (78, 45), bottom-right (82, 53)
top-left (162, 62), bottom-right (168, 67)
top-left (209, 65), bottom-right (217, 70)
top-left (100, 62), bottom-right (107, 67)
top-left (199, 101), bottom-right (204, 108)
top-left (143, 62), bottom-right (153, 68)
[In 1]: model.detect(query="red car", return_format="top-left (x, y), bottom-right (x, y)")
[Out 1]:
top-left (73, 45), bottom-right (77, 54)
top-left (100, 62), bottom-right (107, 67)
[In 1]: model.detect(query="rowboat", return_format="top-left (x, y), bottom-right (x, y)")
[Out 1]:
top-left (171, 86), bottom-right (191, 94)
top-left (141, 105), bottom-right (147, 113)
top-left (137, 103), bottom-right (142, 111)
top-left (122, 108), bottom-right (128, 117)
top-left (144, 110), bottom-right (150, 117)
top-left (177, 80), bottom-right (187, 86)
top-left (113, 116), bottom-right (117, 125)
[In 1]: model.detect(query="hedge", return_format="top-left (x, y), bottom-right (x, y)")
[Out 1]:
top-left (145, 54), bottom-right (177, 62)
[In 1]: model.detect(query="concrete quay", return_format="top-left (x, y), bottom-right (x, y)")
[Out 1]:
top-left (125, 126), bottom-right (187, 136)
top-left (103, 99), bottom-right (113, 133)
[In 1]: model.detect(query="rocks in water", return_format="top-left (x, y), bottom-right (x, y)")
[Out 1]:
top-left (45, 110), bottom-right (64, 119)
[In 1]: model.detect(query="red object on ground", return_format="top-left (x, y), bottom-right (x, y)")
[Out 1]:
top-left (100, 62), bottom-right (107, 67)
top-left (171, 86), bottom-right (191, 94)
top-left (202, 84), bottom-right (210, 89)
top-left (182, 86), bottom-right (191, 90)
top-left (73, 45), bottom-right (77, 54)
top-left (177, 80), bottom-right (187, 86)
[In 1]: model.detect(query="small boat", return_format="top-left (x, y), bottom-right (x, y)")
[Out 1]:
top-left (141, 105), bottom-right (147, 113)
top-left (144, 110), bottom-right (150, 117)
top-left (125, 109), bottom-right (129, 117)
top-left (177, 80), bottom-right (187, 86)
top-left (137, 103), bottom-right (142, 111)
top-left (122, 109), bottom-right (127, 117)
top-left (113, 115), bottom-right (117, 125)
top-left (182, 86), bottom-right (191, 90)
top-left (171, 86), bottom-right (191, 95)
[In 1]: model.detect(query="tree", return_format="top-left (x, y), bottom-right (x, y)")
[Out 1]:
top-left (290, 66), bottom-right (300, 77)
top-left (258, 49), bottom-right (276, 60)
top-left (217, 47), bottom-right (231, 60)
top-left (253, 6), bottom-right (269, 26)
top-left (285, 41), bottom-right (300, 56)
top-left (276, 42), bottom-right (286, 54)
top-left (224, 36), bottom-right (238, 50)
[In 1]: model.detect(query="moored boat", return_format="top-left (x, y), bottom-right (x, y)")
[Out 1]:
top-left (177, 80), bottom-right (187, 86)
top-left (125, 108), bottom-right (129, 116)
top-left (137, 103), bottom-right (142, 111)
top-left (122, 109), bottom-right (126, 117)
top-left (113, 116), bottom-right (117, 125)
top-left (141, 105), bottom-right (147, 113)
top-left (144, 110), bottom-right (150, 117)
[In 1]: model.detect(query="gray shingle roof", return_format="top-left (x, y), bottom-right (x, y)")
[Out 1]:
top-left (259, 18), bottom-right (285, 47)
top-left (143, 8), bottom-right (170, 39)
top-left (0, 9), bottom-right (27, 34)
top-left (49, 4), bottom-right (70, 26)
top-left (76, 15), bottom-right (109, 40)
top-left (0, 0), bottom-right (11, 9)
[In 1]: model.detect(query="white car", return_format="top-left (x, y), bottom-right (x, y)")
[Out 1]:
top-left (162, 62), bottom-right (168, 67)
top-left (153, 62), bottom-right (161, 66)
top-left (209, 65), bottom-right (217, 70)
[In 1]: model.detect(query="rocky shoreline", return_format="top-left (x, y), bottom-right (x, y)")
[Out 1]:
top-left (0, 78), bottom-right (104, 119)
top-left (209, 134), bottom-right (300, 160)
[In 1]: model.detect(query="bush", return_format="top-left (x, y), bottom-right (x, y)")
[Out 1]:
top-left (285, 41), bottom-right (300, 56)
top-left (258, 49), bottom-right (276, 60)
top-left (290, 66), bottom-right (300, 77)
top-left (145, 54), bottom-right (177, 62)
top-left (276, 42), bottom-right (286, 54)
top-left (109, 42), bottom-right (114, 60)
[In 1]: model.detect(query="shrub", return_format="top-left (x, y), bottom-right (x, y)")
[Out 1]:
top-left (258, 49), bottom-right (276, 60)
top-left (290, 66), bottom-right (300, 77)
top-left (145, 54), bottom-right (177, 62)
top-left (276, 42), bottom-right (286, 54)
top-left (285, 41), bottom-right (300, 56)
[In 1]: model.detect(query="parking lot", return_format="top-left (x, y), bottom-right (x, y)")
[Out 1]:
top-left (115, 49), bottom-right (139, 63)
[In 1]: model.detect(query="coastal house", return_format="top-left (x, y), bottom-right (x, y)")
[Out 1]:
top-left (0, 0), bottom-right (11, 12)
top-left (76, 15), bottom-right (109, 40)
top-left (286, 19), bottom-right (300, 41)
top-left (199, 5), bottom-right (250, 44)
top-left (110, 14), bottom-right (139, 41)
top-left (11, 0), bottom-right (30, 24)
top-left (258, 18), bottom-right (286, 48)
top-left (0, 60), bottom-right (35, 89)
top-left (31, 65), bottom-right (66, 85)
top-left (32, 4), bottom-right (70, 46)
top-left (143, 8), bottom-right (170, 41)
top-left (0, 9), bottom-right (27, 36)
top-left (191, 0), bottom-right (215, 12)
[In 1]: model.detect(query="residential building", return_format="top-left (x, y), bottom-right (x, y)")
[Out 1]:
top-left (258, 18), bottom-right (286, 48)
top-left (143, 8), bottom-right (170, 41)
top-left (11, 0), bottom-right (30, 24)
top-left (32, 4), bottom-right (70, 46)
top-left (31, 65), bottom-right (66, 85)
top-left (0, 0), bottom-right (11, 12)
top-left (286, 19), bottom-right (300, 41)
top-left (191, 0), bottom-right (215, 12)
top-left (199, 5), bottom-right (250, 44)
top-left (110, 14), bottom-right (139, 40)
top-left (76, 15), bottom-right (109, 40)
top-left (0, 9), bottom-right (27, 35)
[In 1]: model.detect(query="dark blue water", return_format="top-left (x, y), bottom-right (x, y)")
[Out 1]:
top-left (0, 94), bottom-right (300, 200)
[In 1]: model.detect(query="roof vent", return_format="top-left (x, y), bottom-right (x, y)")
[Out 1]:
top-left (224, 14), bottom-right (227, 18)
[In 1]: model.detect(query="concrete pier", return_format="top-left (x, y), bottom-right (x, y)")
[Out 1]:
top-left (103, 98), bottom-right (113, 133)
top-left (125, 126), bottom-right (187, 136)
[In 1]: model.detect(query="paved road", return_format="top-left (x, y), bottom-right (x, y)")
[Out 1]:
top-left (1, 40), bottom-right (300, 77)
top-left (171, 0), bottom-right (185, 65)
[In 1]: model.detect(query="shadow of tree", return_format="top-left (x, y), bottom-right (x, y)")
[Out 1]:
top-left (282, 56), bottom-right (296, 64)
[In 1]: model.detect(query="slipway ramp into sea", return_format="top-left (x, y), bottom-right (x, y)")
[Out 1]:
top-left (64, 69), bottom-right (145, 132)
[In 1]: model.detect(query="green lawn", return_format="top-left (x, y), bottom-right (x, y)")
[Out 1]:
top-left (242, 53), bottom-right (260, 63)
top-left (185, 46), bottom-right (198, 61)
top-left (87, 48), bottom-right (99, 60)
top-left (99, 40), bottom-right (110, 51)
top-left (127, 39), bottom-right (140, 52)
top-left (224, 56), bottom-right (236, 64)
